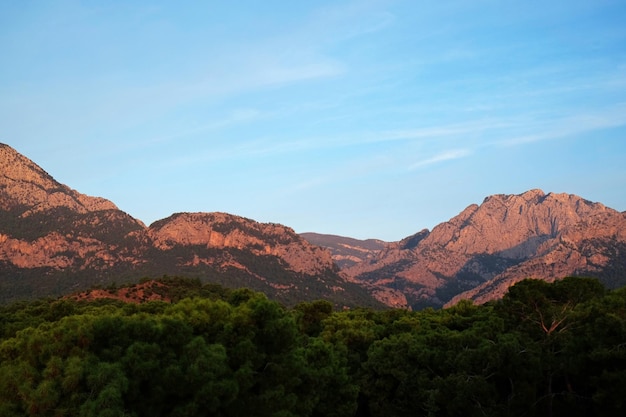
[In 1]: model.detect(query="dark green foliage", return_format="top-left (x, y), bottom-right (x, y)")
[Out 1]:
top-left (0, 206), bottom-right (144, 243)
top-left (294, 300), bottom-right (334, 336)
top-left (0, 276), bottom-right (624, 416)
top-left (0, 208), bottom-right (381, 308)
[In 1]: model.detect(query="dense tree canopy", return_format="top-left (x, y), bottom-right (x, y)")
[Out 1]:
top-left (0, 276), bottom-right (624, 416)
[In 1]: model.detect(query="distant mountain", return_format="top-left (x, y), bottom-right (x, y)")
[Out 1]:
top-left (342, 189), bottom-right (626, 309)
top-left (142, 212), bottom-right (379, 307)
top-left (1, 143), bottom-right (625, 309)
top-left (0, 144), bottom-right (380, 307)
top-left (300, 233), bottom-right (385, 268)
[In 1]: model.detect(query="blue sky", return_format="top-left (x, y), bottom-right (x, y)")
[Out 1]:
top-left (2, 0), bottom-right (626, 240)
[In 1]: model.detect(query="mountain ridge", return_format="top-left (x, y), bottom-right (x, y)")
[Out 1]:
top-left (340, 189), bottom-right (626, 309)
top-left (0, 144), bottom-right (378, 307)
top-left (0, 144), bottom-right (119, 215)
top-left (1, 143), bottom-right (625, 308)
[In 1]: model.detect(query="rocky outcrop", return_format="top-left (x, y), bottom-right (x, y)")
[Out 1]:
top-left (0, 144), bottom-right (118, 214)
top-left (345, 189), bottom-right (626, 309)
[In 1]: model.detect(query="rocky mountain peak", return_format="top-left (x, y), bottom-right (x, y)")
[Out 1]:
top-left (483, 188), bottom-right (545, 203)
top-left (0, 143), bottom-right (55, 185)
top-left (421, 189), bottom-right (615, 258)
top-left (343, 189), bottom-right (626, 309)
top-left (0, 144), bottom-right (118, 215)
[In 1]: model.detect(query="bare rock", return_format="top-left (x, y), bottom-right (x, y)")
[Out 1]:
top-left (150, 212), bottom-right (336, 275)
top-left (346, 189), bottom-right (626, 309)
top-left (0, 144), bottom-right (118, 215)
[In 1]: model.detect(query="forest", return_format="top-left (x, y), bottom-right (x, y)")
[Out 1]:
top-left (0, 276), bottom-right (624, 416)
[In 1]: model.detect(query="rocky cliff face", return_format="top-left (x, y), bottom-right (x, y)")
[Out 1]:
top-left (0, 144), bottom-right (118, 214)
top-left (0, 144), bottom-right (147, 277)
top-left (0, 144), bottom-right (377, 307)
top-left (344, 189), bottom-right (626, 309)
top-left (150, 212), bottom-right (335, 275)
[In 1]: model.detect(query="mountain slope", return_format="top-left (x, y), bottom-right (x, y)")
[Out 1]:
top-left (143, 212), bottom-right (378, 307)
top-left (0, 144), bottom-right (380, 307)
top-left (0, 144), bottom-right (149, 299)
top-left (300, 232), bottom-right (385, 268)
top-left (1, 144), bottom-right (625, 309)
top-left (344, 189), bottom-right (626, 309)
top-left (0, 144), bottom-right (118, 215)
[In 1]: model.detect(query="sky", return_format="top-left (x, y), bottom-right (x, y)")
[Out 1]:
top-left (1, 0), bottom-right (626, 241)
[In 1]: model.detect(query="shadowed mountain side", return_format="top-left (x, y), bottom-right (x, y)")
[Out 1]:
top-left (300, 233), bottom-right (386, 268)
top-left (447, 237), bottom-right (626, 307)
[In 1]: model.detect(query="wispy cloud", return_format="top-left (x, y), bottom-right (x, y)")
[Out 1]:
top-left (408, 149), bottom-right (471, 170)
top-left (498, 103), bottom-right (626, 146)
top-left (306, 1), bottom-right (396, 43)
top-left (368, 119), bottom-right (516, 143)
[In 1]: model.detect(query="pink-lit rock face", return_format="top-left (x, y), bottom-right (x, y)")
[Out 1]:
top-left (344, 189), bottom-right (626, 308)
top-left (148, 212), bottom-right (336, 275)
top-left (0, 144), bottom-right (118, 214)
top-left (0, 144), bottom-right (146, 272)
top-left (0, 144), bottom-right (335, 277)
top-left (0, 144), bottom-right (353, 306)
top-left (1, 142), bottom-right (625, 308)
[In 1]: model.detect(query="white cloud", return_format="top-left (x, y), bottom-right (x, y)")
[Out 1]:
top-left (408, 149), bottom-right (471, 170)
top-left (499, 103), bottom-right (626, 146)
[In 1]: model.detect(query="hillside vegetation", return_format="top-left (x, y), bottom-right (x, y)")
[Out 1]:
top-left (1, 276), bottom-right (625, 416)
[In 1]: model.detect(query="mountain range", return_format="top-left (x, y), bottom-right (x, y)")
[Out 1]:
top-left (1, 143), bottom-right (625, 308)
top-left (311, 190), bottom-right (626, 309)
